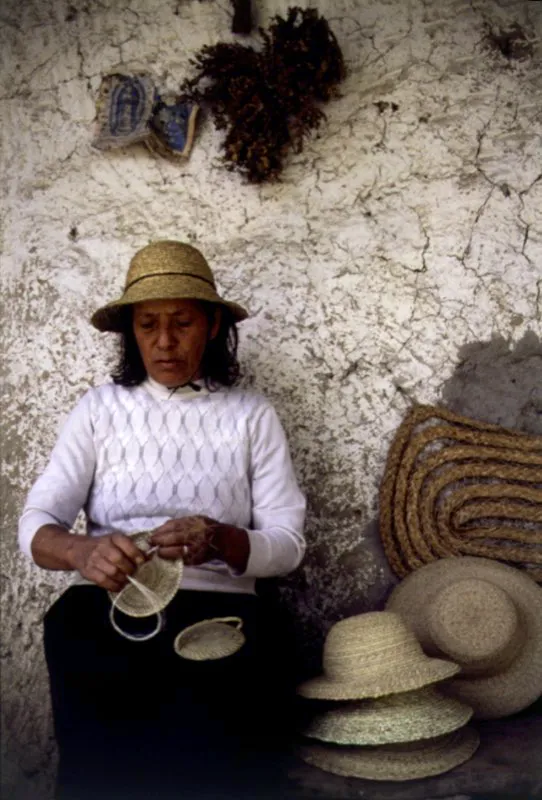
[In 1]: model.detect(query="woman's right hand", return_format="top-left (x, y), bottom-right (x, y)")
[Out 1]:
top-left (70, 533), bottom-right (147, 591)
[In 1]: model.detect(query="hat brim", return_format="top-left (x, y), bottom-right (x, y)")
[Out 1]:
top-left (299, 727), bottom-right (480, 781)
top-left (303, 688), bottom-right (473, 745)
top-left (297, 657), bottom-right (459, 701)
top-left (386, 556), bottom-right (542, 718)
top-left (91, 274), bottom-right (249, 332)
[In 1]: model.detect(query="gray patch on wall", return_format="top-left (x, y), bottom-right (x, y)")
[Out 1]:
top-left (440, 331), bottom-right (542, 434)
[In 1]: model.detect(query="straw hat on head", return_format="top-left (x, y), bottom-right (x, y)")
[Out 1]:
top-left (303, 687), bottom-right (473, 746)
top-left (91, 240), bottom-right (249, 332)
top-left (386, 556), bottom-right (542, 719)
top-left (299, 727), bottom-right (480, 781)
top-left (109, 531), bottom-right (183, 618)
top-left (296, 611), bottom-right (460, 701)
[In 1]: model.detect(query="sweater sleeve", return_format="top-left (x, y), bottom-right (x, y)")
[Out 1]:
top-left (242, 400), bottom-right (306, 578)
top-left (18, 392), bottom-right (96, 560)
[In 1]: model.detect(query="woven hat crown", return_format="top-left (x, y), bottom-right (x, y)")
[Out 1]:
top-left (427, 578), bottom-right (524, 674)
top-left (323, 612), bottom-right (426, 679)
top-left (90, 239), bottom-right (248, 331)
top-left (125, 240), bottom-right (216, 290)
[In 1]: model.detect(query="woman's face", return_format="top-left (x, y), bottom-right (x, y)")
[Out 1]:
top-left (133, 298), bottom-right (219, 386)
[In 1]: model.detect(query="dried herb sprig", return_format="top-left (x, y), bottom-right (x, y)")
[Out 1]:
top-left (182, 7), bottom-right (345, 182)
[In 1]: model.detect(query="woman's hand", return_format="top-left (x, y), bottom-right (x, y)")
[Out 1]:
top-left (149, 517), bottom-right (216, 565)
top-left (70, 533), bottom-right (147, 591)
top-left (149, 517), bottom-right (250, 572)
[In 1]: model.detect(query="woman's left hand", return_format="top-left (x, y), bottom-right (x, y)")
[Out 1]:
top-left (149, 516), bottom-right (218, 566)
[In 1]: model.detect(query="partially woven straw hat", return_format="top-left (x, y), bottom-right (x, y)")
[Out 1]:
top-left (109, 532), bottom-right (183, 618)
top-left (303, 687), bottom-right (473, 746)
top-left (174, 616), bottom-right (246, 661)
top-left (297, 612), bottom-right (459, 701)
top-left (91, 240), bottom-right (248, 332)
top-left (386, 556), bottom-right (542, 719)
top-left (299, 727), bottom-right (480, 781)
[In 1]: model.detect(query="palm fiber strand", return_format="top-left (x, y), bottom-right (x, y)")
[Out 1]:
top-left (379, 405), bottom-right (542, 583)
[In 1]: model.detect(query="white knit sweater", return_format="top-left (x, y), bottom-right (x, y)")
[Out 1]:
top-left (18, 378), bottom-right (306, 594)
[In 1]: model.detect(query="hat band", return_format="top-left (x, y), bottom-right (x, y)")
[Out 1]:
top-left (125, 271), bottom-right (216, 292)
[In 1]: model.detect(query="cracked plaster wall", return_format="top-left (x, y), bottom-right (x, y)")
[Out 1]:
top-left (1, 0), bottom-right (541, 796)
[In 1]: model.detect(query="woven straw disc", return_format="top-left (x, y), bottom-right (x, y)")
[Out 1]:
top-left (299, 727), bottom-right (480, 781)
top-left (297, 612), bottom-right (459, 701)
top-left (109, 532), bottom-right (183, 618)
top-left (174, 617), bottom-right (246, 661)
top-left (303, 687), bottom-right (473, 745)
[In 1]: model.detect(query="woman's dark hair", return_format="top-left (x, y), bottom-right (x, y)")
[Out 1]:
top-left (111, 302), bottom-right (241, 390)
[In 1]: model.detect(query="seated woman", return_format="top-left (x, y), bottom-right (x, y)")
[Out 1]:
top-left (18, 240), bottom-right (306, 800)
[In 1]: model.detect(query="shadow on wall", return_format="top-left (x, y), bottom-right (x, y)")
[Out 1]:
top-left (440, 330), bottom-right (542, 434)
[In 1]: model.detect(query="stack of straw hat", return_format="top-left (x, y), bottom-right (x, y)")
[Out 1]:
top-left (296, 611), bottom-right (479, 781)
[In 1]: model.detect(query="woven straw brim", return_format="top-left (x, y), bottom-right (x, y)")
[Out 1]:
top-left (303, 687), bottom-right (473, 745)
top-left (386, 556), bottom-right (542, 719)
top-left (108, 532), bottom-right (183, 618)
top-left (299, 727), bottom-right (480, 781)
top-left (174, 618), bottom-right (246, 661)
top-left (297, 655), bottom-right (459, 701)
top-left (297, 654), bottom-right (459, 700)
top-left (91, 275), bottom-right (248, 332)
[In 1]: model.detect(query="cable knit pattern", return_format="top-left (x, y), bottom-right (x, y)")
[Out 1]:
top-left (19, 380), bottom-right (306, 594)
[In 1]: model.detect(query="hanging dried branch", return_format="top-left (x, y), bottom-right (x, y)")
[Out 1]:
top-left (181, 7), bottom-right (346, 182)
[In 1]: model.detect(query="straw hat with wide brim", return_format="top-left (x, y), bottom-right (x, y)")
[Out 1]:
top-left (299, 727), bottom-right (480, 781)
top-left (386, 556), bottom-right (542, 719)
top-left (303, 687), bottom-right (473, 746)
top-left (109, 532), bottom-right (183, 618)
top-left (91, 240), bottom-right (249, 332)
top-left (297, 612), bottom-right (460, 701)
top-left (173, 616), bottom-right (246, 661)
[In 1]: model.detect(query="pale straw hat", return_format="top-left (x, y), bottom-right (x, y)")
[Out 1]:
top-left (303, 687), bottom-right (473, 745)
top-left (386, 556), bottom-right (542, 719)
top-left (297, 612), bottom-right (460, 701)
top-left (299, 727), bottom-right (480, 781)
top-left (91, 240), bottom-right (249, 332)
top-left (108, 532), bottom-right (183, 618)
top-left (173, 616), bottom-right (246, 661)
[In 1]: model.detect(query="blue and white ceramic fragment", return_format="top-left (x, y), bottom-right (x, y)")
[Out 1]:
top-left (93, 73), bottom-right (156, 150)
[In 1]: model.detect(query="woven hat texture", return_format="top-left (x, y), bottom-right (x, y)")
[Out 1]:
top-left (109, 531), bottom-right (183, 618)
top-left (303, 687), bottom-right (473, 745)
top-left (387, 556), bottom-right (542, 719)
top-left (297, 612), bottom-right (459, 701)
top-left (174, 616), bottom-right (246, 661)
top-left (299, 727), bottom-right (480, 781)
top-left (378, 405), bottom-right (542, 583)
top-left (91, 240), bottom-right (248, 332)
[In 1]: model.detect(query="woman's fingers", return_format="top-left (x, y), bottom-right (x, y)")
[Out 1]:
top-left (148, 517), bottom-right (216, 564)
top-left (111, 533), bottom-right (147, 566)
top-left (155, 545), bottom-right (189, 561)
top-left (149, 529), bottom-right (190, 548)
top-left (85, 565), bottom-right (126, 592)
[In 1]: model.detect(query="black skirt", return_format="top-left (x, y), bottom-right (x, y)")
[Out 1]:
top-left (43, 585), bottom-right (296, 800)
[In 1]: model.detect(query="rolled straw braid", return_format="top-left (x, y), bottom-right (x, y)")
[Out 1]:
top-left (379, 405), bottom-right (542, 582)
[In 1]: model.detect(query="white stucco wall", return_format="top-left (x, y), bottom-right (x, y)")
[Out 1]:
top-left (2, 0), bottom-right (541, 796)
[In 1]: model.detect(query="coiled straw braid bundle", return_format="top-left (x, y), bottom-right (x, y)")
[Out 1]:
top-left (379, 406), bottom-right (542, 583)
